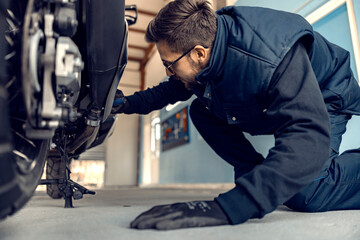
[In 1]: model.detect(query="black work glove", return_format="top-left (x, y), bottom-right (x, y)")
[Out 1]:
top-left (130, 200), bottom-right (230, 230)
top-left (111, 89), bottom-right (129, 114)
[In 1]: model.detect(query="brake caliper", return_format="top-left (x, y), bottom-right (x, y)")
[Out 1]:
top-left (23, 0), bottom-right (83, 139)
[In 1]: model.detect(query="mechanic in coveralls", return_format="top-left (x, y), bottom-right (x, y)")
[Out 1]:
top-left (112, 0), bottom-right (360, 230)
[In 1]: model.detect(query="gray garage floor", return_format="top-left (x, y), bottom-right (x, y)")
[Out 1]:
top-left (0, 186), bottom-right (359, 240)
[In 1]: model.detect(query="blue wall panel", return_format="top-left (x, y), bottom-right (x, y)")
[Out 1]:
top-left (355, 0), bottom-right (360, 79)
top-left (235, 0), bottom-right (328, 15)
top-left (355, 0), bottom-right (360, 38)
top-left (234, 0), bottom-right (305, 12)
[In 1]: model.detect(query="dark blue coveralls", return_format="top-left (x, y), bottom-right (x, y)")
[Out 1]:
top-left (123, 6), bottom-right (360, 224)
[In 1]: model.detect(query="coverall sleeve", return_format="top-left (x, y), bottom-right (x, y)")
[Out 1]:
top-left (124, 76), bottom-right (193, 114)
top-left (215, 42), bottom-right (331, 224)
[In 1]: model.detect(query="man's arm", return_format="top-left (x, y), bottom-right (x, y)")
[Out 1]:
top-left (123, 77), bottom-right (193, 114)
top-left (215, 41), bottom-right (331, 224)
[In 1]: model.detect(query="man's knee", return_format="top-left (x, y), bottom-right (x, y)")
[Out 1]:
top-left (284, 194), bottom-right (319, 213)
top-left (284, 181), bottom-right (325, 213)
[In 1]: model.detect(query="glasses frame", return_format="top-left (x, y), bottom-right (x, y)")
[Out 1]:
top-left (162, 45), bottom-right (208, 74)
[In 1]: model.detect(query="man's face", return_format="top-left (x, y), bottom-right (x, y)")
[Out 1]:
top-left (156, 41), bottom-right (209, 90)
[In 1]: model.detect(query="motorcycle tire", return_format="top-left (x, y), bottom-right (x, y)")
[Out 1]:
top-left (0, 0), bottom-right (50, 220)
top-left (0, 138), bottom-right (49, 220)
top-left (46, 157), bottom-right (66, 199)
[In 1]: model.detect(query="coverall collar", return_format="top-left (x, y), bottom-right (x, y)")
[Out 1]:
top-left (195, 15), bottom-right (229, 86)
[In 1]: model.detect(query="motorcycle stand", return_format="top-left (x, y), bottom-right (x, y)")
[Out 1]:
top-left (39, 179), bottom-right (96, 208)
top-left (39, 134), bottom-right (95, 208)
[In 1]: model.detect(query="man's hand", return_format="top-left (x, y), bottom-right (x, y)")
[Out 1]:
top-left (130, 200), bottom-right (230, 230)
top-left (112, 89), bottom-right (129, 114)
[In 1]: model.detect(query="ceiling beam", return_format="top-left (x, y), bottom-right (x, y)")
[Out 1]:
top-left (118, 83), bottom-right (140, 89)
top-left (128, 56), bottom-right (143, 62)
top-left (128, 44), bottom-right (148, 51)
top-left (141, 44), bottom-right (156, 67)
top-left (140, 44), bottom-right (156, 91)
top-left (127, 45), bottom-right (156, 65)
top-left (137, 9), bottom-right (157, 17)
top-left (129, 28), bottom-right (146, 34)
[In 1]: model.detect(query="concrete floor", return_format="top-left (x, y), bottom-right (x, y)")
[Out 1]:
top-left (0, 186), bottom-right (359, 240)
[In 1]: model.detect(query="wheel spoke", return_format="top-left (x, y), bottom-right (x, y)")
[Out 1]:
top-left (10, 116), bottom-right (26, 123)
top-left (11, 128), bottom-right (36, 148)
top-left (4, 50), bottom-right (16, 60)
top-left (6, 89), bottom-right (20, 103)
top-left (5, 76), bottom-right (16, 89)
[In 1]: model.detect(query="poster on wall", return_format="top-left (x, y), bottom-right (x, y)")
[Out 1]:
top-left (161, 107), bottom-right (190, 151)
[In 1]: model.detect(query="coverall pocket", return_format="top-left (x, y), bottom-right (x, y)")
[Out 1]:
top-left (224, 102), bottom-right (268, 135)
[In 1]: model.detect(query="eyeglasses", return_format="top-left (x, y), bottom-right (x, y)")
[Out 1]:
top-left (162, 46), bottom-right (208, 74)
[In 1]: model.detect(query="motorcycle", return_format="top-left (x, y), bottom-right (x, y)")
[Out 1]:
top-left (0, 0), bottom-right (136, 219)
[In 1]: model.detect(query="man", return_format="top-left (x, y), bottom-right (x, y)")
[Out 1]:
top-left (112, 0), bottom-right (360, 230)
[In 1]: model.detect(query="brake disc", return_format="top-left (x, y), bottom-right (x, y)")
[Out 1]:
top-left (21, 0), bottom-right (42, 127)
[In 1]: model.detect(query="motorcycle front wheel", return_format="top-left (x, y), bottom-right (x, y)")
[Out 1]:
top-left (0, 0), bottom-right (50, 220)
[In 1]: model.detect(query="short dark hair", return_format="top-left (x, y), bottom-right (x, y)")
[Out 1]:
top-left (145, 0), bottom-right (217, 53)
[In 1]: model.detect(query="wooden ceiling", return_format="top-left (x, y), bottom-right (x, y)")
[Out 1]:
top-left (128, 9), bottom-right (157, 67)
top-left (126, 2), bottom-right (161, 90)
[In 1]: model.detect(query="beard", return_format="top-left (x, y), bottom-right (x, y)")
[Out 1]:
top-left (185, 81), bottom-right (202, 90)
top-left (175, 59), bottom-right (205, 90)
top-left (175, 75), bottom-right (198, 90)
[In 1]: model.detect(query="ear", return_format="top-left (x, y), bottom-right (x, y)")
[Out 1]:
top-left (193, 45), bottom-right (209, 63)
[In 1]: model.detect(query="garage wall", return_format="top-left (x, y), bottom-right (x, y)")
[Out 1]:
top-left (139, 51), bottom-right (167, 185)
top-left (105, 61), bottom-right (141, 186)
top-left (105, 0), bottom-right (167, 187)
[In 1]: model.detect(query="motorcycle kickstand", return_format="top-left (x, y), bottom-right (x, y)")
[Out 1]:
top-left (61, 149), bottom-right (74, 208)
top-left (39, 133), bottom-right (95, 208)
top-left (57, 137), bottom-right (96, 208)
